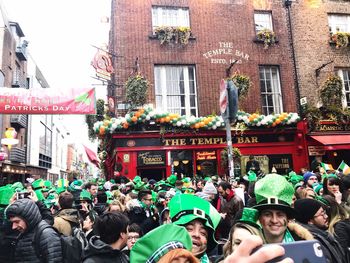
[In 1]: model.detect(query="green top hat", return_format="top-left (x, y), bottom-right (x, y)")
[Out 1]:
top-left (288, 172), bottom-right (304, 186)
top-left (166, 174), bottom-right (177, 187)
top-left (243, 170), bottom-right (257, 182)
top-left (0, 185), bottom-right (15, 206)
top-left (69, 180), bottom-right (83, 191)
top-left (130, 224), bottom-right (192, 263)
top-left (11, 182), bottom-right (24, 192)
top-left (253, 174), bottom-right (295, 218)
top-left (32, 179), bottom-right (46, 201)
top-left (168, 193), bottom-right (221, 251)
top-left (237, 208), bottom-right (261, 229)
top-left (44, 193), bottom-right (57, 208)
top-left (78, 189), bottom-right (92, 202)
top-left (42, 180), bottom-right (53, 192)
top-left (105, 191), bottom-right (114, 204)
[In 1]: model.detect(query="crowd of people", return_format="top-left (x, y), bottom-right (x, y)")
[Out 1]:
top-left (0, 162), bottom-right (350, 263)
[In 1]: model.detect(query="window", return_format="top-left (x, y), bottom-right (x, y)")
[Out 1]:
top-left (328, 14), bottom-right (350, 33)
top-left (155, 65), bottom-right (197, 116)
top-left (39, 116), bottom-right (52, 168)
top-left (152, 6), bottom-right (190, 31)
top-left (259, 66), bottom-right (283, 115)
top-left (337, 69), bottom-right (350, 108)
top-left (254, 12), bottom-right (273, 32)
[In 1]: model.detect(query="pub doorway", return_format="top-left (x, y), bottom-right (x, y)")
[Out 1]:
top-left (138, 167), bottom-right (165, 181)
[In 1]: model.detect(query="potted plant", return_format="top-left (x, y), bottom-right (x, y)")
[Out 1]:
top-left (330, 32), bottom-right (350, 49)
top-left (256, 29), bottom-right (276, 49)
top-left (155, 26), bottom-right (191, 45)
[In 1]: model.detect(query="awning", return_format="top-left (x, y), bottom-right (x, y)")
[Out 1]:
top-left (310, 135), bottom-right (350, 150)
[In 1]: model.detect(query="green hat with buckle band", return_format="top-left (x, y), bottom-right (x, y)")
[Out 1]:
top-left (168, 193), bottom-right (221, 251)
top-left (253, 173), bottom-right (295, 218)
top-left (130, 224), bottom-right (192, 263)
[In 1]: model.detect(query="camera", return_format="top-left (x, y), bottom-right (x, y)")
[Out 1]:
top-left (16, 192), bottom-right (31, 199)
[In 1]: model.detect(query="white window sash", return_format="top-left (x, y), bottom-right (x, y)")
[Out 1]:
top-left (154, 66), bottom-right (197, 116)
top-left (152, 6), bottom-right (190, 30)
top-left (337, 69), bottom-right (350, 109)
top-left (254, 12), bottom-right (273, 31)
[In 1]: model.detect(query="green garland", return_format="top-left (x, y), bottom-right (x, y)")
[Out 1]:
top-left (94, 107), bottom-right (300, 136)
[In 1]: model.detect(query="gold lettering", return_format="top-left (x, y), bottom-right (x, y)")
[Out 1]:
top-left (237, 137), bottom-right (244, 143)
top-left (251, 137), bottom-right (258, 143)
top-left (204, 138), bottom-right (213, 144)
top-left (197, 138), bottom-right (205, 145)
top-left (164, 139), bottom-right (171, 146)
top-left (179, 139), bottom-right (186, 145)
top-left (190, 138), bottom-right (196, 145)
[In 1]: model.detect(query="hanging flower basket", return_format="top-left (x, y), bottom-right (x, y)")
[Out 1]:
top-left (330, 32), bottom-right (350, 49)
top-left (125, 74), bottom-right (150, 110)
top-left (256, 29), bottom-right (276, 49)
top-left (229, 72), bottom-right (252, 99)
top-left (320, 75), bottom-right (344, 107)
top-left (155, 26), bottom-right (191, 45)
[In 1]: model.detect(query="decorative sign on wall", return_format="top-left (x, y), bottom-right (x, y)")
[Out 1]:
top-left (137, 151), bottom-right (166, 166)
top-left (202, 42), bottom-right (250, 65)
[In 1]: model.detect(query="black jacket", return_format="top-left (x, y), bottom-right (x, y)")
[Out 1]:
top-left (127, 201), bottom-right (159, 234)
top-left (334, 220), bottom-right (350, 260)
top-left (5, 199), bottom-right (62, 263)
top-left (83, 236), bottom-right (129, 263)
top-left (298, 222), bottom-right (346, 263)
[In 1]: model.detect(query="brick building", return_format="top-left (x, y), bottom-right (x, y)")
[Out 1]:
top-left (111, 0), bottom-right (298, 115)
top-left (289, 0), bottom-right (350, 167)
top-left (102, 0), bottom-right (308, 180)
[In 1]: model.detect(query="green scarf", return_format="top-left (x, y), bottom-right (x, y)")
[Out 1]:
top-left (200, 254), bottom-right (209, 263)
top-left (283, 229), bottom-right (295, 243)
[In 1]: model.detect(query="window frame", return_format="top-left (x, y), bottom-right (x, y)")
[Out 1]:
top-left (254, 11), bottom-right (273, 33)
top-left (328, 14), bottom-right (350, 33)
top-left (259, 65), bottom-right (283, 115)
top-left (154, 65), bottom-right (198, 116)
top-left (337, 68), bottom-right (350, 109)
top-left (151, 6), bottom-right (190, 32)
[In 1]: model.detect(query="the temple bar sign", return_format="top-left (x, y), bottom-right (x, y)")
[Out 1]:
top-left (137, 151), bottom-right (166, 166)
top-left (202, 42), bottom-right (250, 65)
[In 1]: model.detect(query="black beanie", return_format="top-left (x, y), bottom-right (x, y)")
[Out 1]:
top-left (294, 199), bottom-right (322, 224)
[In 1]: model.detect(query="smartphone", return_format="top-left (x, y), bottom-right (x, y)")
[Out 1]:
top-left (16, 192), bottom-right (31, 199)
top-left (258, 240), bottom-right (327, 263)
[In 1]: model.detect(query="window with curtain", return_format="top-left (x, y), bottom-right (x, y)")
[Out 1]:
top-left (259, 66), bottom-right (283, 115)
top-left (328, 14), bottom-right (350, 33)
top-left (154, 65), bottom-right (197, 116)
top-left (152, 6), bottom-right (190, 32)
top-left (337, 69), bottom-right (350, 108)
top-left (254, 11), bottom-right (273, 32)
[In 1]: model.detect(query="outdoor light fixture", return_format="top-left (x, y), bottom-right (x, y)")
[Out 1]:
top-left (173, 160), bottom-right (180, 166)
top-left (182, 160), bottom-right (189, 164)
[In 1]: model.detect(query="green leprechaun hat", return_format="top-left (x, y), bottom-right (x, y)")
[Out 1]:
top-left (236, 207), bottom-right (261, 229)
top-left (168, 193), bottom-right (221, 251)
top-left (130, 224), bottom-right (192, 263)
top-left (32, 178), bottom-right (46, 201)
top-left (0, 185), bottom-right (15, 207)
top-left (253, 174), bottom-right (295, 217)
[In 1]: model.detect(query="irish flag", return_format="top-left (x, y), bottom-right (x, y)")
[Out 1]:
top-left (321, 162), bottom-right (334, 171)
top-left (338, 161), bottom-right (350, 175)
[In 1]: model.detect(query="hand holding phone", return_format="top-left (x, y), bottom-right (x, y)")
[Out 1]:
top-left (261, 240), bottom-right (326, 263)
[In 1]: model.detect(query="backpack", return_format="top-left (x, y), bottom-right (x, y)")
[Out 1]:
top-left (34, 221), bottom-right (88, 263)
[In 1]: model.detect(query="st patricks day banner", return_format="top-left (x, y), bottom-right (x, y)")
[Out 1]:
top-left (0, 87), bottom-right (96, 114)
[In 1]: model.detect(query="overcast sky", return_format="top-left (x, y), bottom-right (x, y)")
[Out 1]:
top-left (1, 0), bottom-right (110, 149)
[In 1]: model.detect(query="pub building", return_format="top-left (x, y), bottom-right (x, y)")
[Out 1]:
top-left (110, 125), bottom-right (308, 181)
top-left (300, 120), bottom-right (350, 168)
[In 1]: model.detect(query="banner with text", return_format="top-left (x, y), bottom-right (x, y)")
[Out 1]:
top-left (0, 87), bottom-right (96, 114)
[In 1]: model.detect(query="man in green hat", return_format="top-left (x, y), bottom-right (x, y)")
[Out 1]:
top-left (127, 189), bottom-right (159, 234)
top-left (168, 193), bottom-right (222, 263)
top-left (253, 173), bottom-right (312, 244)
